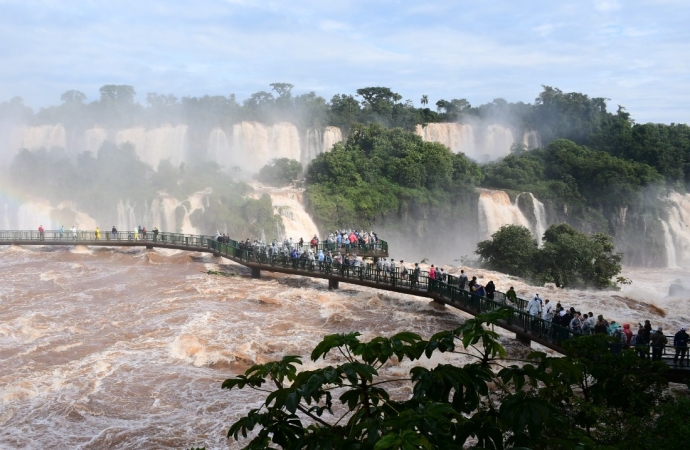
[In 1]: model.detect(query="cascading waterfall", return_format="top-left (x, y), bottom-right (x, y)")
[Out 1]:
top-left (249, 183), bottom-right (319, 240)
top-left (515, 192), bottom-right (548, 245)
top-left (415, 123), bottom-right (539, 162)
top-left (116, 125), bottom-right (188, 169)
top-left (116, 200), bottom-right (138, 232)
top-left (207, 128), bottom-right (232, 169)
top-left (661, 220), bottom-right (678, 268)
top-left (477, 189), bottom-right (531, 240)
top-left (522, 130), bottom-right (540, 149)
top-left (661, 192), bottom-right (690, 268)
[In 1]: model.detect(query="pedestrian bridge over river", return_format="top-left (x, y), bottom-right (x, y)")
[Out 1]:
top-left (2, 229), bottom-right (688, 382)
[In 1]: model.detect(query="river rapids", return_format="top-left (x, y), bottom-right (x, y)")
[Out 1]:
top-left (0, 245), bottom-right (688, 448)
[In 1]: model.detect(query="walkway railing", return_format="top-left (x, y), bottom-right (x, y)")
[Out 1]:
top-left (210, 238), bottom-right (576, 348)
top-left (0, 230), bottom-right (388, 256)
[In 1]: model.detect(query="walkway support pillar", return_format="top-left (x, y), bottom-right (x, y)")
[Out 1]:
top-left (146, 245), bottom-right (153, 250)
top-left (251, 267), bottom-right (261, 279)
top-left (329, 279), bottom-right (339, 290)
top-left (515, 332), bottom-right (531, 347)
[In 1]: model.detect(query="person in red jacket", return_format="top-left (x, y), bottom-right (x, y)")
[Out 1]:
top-left (622, 323), bottom-right (633, 348)
top-left (38, 225), bottom-right (45, 241)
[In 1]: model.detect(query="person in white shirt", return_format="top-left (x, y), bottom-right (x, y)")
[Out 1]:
top-left (527, 296), bottom-right (542, 317)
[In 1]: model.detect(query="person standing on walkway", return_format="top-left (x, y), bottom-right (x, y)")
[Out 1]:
top-left (58, 225), bottom-right (64, 240)
top-left (543, 300), bottom-right (554, 323)
top-left (635, 323), bottom-right (649, 359)
top-left (412, 263), bottom-right (420, 289)
top-left (71, 225), bottom-right (77, 240)
top-left (38, 225), bottom-right (45, 241)
top-left (526, 296), bottom-right (542, 317)
top-left (485, 281), bottom-right (496, 300)
top-left (458, 270), bottom-right (468, 290)
top-left (650, 327), bottom-right (668, 361)
top-left (673, 326), bottom-right (689, 366)
top-left (505, 286), bottom-right (517, 304)
top-left (622, 323), bottom-right (633, 348)
top-left (112, 226), bottom-right (118, 239)
top-left (95, 227), bottom-right (100, 240)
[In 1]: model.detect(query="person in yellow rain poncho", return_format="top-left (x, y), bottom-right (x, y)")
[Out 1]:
top-left (95, 227), bottom-right (100, 240)
top-left (133, 227), bottom-right (139, 240)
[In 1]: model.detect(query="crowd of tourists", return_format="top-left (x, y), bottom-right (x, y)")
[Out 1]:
top-left (520, 290), bottom-right (689, 365)
top-left (38, 225), bottom-right (160, 241)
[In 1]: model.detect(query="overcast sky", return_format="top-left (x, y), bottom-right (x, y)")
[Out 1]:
top-left (1, 0), bottom-right (688, 124)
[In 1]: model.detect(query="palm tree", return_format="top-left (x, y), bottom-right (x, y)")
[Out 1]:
top-left (421, 95), bottom-right (428, 106)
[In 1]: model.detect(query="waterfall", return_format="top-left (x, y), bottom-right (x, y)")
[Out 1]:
top-left (115, 125), bottom-right (188, 169)
top-left (17, 202), bottom-right (55, 230)
top-left (226, 122), bottom-right (302, 173)
top-left (322, 126), bottom-right (343, 153)
top-left (11, 125), bottom-right (67, 152)
top-left (207, 128), bottom-right (232, 169)
top-left (529, 192), bottom-right (548, 245)
top-left (483, 125), bottom-right (515, 160)
top-left (160, 196), bottom-right (179, 233)
top-left (304, 129), bottom-right (322, 168)
top-left (416, 123), bottom-right (519, 162)
top-left (662, 192), bottom-right (690, 267)
top-left (116, 200), bottom-right (138, 231)
top-left (522, 130), bottom-right (540, 149)
top-left (477, 189), bottom-right (531, 240)
top-left (661, 220), bottom-right (678, 268)
top-left (523, 193), bottom-right (548, 245)
top-left (84, 127), bottom-right (109, 154)
top-left (249, 183), bottom-right (319, 240)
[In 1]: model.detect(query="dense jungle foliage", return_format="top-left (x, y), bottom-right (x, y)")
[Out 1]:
top-left (304, 123), bottom-right (483, 231)
top-left (193, 310), bottom-right (690, 450)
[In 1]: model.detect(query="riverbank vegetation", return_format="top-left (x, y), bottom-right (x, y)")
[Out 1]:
top-left (476, 223), bottom-right (623, 288)
top-left (205, 310), bottom-right (688, 449)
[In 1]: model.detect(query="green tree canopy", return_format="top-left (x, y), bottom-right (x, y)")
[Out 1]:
top-left (476, 223), bottom-right (623, 288)
top-left (257, 158), bottom-right (303, 187)
top-left (305, 123), bottom-right (482, 230)
top-left (475, 224), bottom-right (538, 278)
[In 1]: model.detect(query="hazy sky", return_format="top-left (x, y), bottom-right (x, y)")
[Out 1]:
top-left (1, 0), bottom-right (688, 124)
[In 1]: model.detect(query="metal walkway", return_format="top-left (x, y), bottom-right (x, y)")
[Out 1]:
top-left (1, 229), bottom-right (687, 382)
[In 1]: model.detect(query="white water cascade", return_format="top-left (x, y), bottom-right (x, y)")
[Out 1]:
top-left (660, 192), bottom-right (690, 268)
top-left (116, 200), bottom-right (138, 232)
top-left (477, 189), bottom-right (532, 240)
top-left (415, 123), bottom-right (540, 162)
top-left (303, 126), bottom-right (343, 167)
top-left (515, 192), bottom-right (548, 245)
top-left (8, 125), bottom-right (67, 153)
top-left (115, 125), bottom-right (188, 169)
top-left (248, 183), bottom-right (319, 240)
top-left (661, 221), bottom-right (678, 268)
